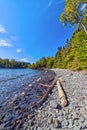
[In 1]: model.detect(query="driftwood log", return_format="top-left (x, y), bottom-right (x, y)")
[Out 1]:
top-left (57, 80), bottom-right (68, 107)
top-left (31, 79), bottom-right (57, 109)
top-left (39, 83), bottom-right (49, 88)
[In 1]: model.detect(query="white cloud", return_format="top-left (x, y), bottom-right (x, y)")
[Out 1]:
top-left (0, 39), bottom-right (13, 47)
top-left (0, 24), bottom-right (7, 33)
top-left (17, 48), bottom-right (22, 53)
top-left (20, 58), bottom-right (29, 62)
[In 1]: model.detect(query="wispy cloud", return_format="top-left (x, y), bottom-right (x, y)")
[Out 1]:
top-left (40, 0), bottom-right (53, 15)
top-left (48, 0), bottom-right (53, 7)
top-left (0, 24), bottom-right (7, 33)
top-left (17, 48), bottom-right (22, 53)
top-left (0, 39), bottom-right (13, 47)
top-left (20, 58), bottom-right (29, 62)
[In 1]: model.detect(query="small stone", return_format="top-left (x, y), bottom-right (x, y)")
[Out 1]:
top-left (79, 116), bottom-right (85, 122)
top-left (48, 118), bottom-right (53, 124)
top-left (31, 127), bottom-right (34, 130)
top-left (0, 115), bottom-right (5, 121)
top-left (28, 84), bottom-right (32, 87)
top-left (74, 119), bottom-right (79, 126)
top-left (73, 125), bottom-right (81, 130)
top-left (50, 100), bottom-right (57, 108)
top-left (54, 119), bottom-right (60, 128)
top-left (68, 119), bottom-right (74, 128)
top-left (34, 125), bottom-right (38, 130)
top-left (58, 78), bottom-right (65, 82)
top-left (55, 109), bottom-right (59, 113)
top-left (36, 77), bottom-right (41, 82)
top-left (81, 125), bottom-right (87, 130)
top-left (62, 119), bottom-right (69, 127)
top-left (0, 123), bottom-right (5, 129)
top-left (14, 105), bottom-right (20, 110)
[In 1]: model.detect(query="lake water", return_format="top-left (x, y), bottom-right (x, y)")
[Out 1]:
top-left (0, 69), bottom-right (42, 104)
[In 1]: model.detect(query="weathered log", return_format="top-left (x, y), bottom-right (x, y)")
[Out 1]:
top-left (57, 80), bottom-right (68, 107)
top-left (31, 79), bottom-right (57, 108)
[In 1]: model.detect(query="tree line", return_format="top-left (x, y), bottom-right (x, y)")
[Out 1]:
top-left (0, 58), bottom-right (30, 68)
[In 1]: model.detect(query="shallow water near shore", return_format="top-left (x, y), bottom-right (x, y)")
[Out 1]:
top-left (0, 69), bottom-right (55, 130)
top-left (0, 69), bottom-right (42, 105)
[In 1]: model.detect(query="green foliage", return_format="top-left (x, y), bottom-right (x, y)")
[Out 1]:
top-left (60, 0), bottom-right (87, 33)
top-left (55, 30), bottom-right (87, 70)
top-left (29, 57), bottom-right (55, 69)
top-left (0, 58), bottom-right (29, 68)
top-left (46, 57), bottom-right (55, 68)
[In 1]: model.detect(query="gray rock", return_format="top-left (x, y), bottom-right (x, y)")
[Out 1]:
top-left (0, 123), bottom-right (5, 130)
top-left (48, 118), bottom-right (53, 124)
top-left (68, 119), bottom-right (74, 128)
top-left (54, 119), bottom-right (60, 128)
top-left (62, 119), bottom-right (69, 127)
top-left (50, 100), bottom-right (57, 108)
top-left (73, 118), bottom-right (79, 126)
top-left (79, 116), bottom-right (85, 123)
top-left (73, 125), bottom-right (81, 130)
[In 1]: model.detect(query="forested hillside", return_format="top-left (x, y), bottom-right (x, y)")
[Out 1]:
top-left (55, 30), bottom-right (87, 70)
top-left (0, 58), bottom-right (29, 68)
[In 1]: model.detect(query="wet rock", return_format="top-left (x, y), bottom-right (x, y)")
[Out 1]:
top-left (0, 123), bottom-right (5, 130)
top-left (14, 105), bottom-right (20, 110)
top-left (0, 115), bottom-right (5, 121)
top-left (36, 77), bottom-right (41, 82)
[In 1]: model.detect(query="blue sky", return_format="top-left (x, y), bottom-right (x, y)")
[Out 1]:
top-left (0, 0), bottom-right (75, 63)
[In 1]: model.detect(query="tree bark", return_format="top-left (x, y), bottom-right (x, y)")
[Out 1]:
top-left (57, 80), bottom-right (68, 107)
top-left (81, 23), bottom-right (87, 34)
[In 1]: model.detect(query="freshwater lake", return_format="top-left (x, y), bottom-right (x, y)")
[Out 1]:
top-left (0, 69), bottom-right (42, 104)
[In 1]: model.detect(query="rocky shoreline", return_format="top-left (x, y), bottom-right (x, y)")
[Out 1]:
top-left (0, 69), bottom-right (87, 130)
top-left (22, 69), bottom-right (87, 130)
top-left (0, 70), bottom-right (56, 130)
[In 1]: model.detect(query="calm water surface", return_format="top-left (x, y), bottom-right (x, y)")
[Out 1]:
top-left (0, 69), bottom-right (42, 104)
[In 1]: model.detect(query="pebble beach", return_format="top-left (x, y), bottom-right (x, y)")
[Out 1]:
top-left (0, 69), bottom-right (87, 130)
top-left (23, 69), bottom-right (87, 130)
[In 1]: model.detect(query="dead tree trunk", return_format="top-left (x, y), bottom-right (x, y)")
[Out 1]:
top-left (57, 80), bottom-right (68, 107)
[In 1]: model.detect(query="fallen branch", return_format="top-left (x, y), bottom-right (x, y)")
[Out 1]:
top-left (57, 80), bottom-right (68, 107)
top-left (39, 83), bottom-right (50, 88)
top-left (31, 79), bottom-right (57, 108)
top-left (36, 95), bottom-right (43, 99)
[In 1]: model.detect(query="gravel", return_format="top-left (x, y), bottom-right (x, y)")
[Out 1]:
top-left (0, 69), bottom-right (87, 130)
top-left (22, 69), bottom-right (87, 130)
